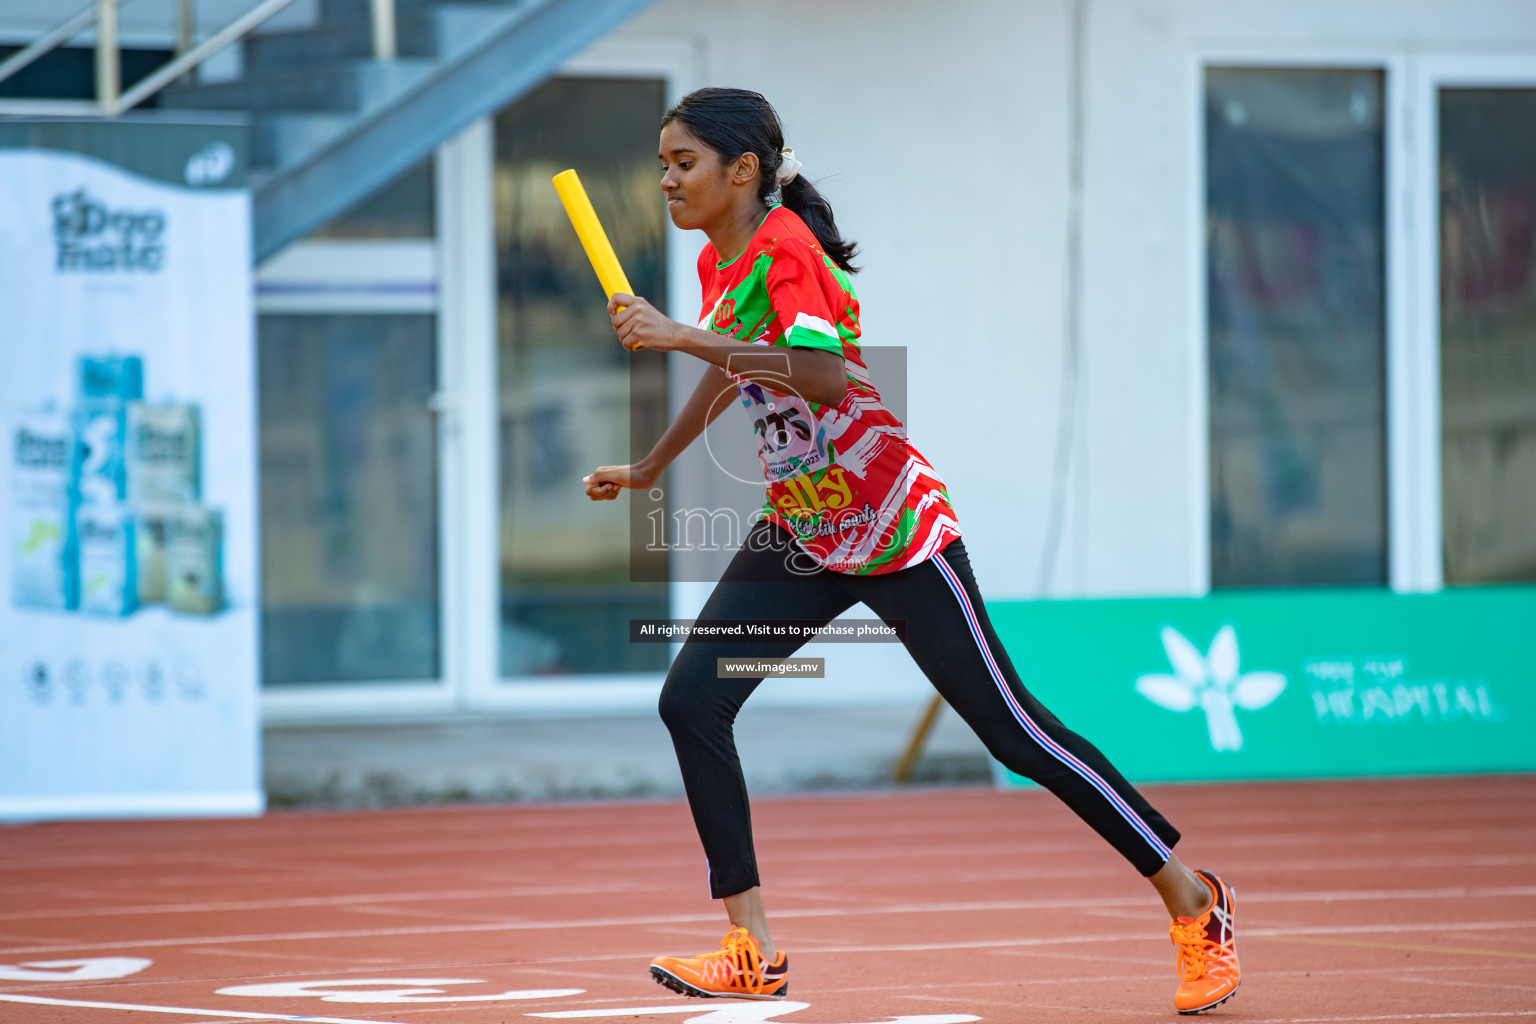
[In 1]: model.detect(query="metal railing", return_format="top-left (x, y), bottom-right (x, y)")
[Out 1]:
top-left (0, 0), bottom-right (399, 117)
top-left (372, 0), bottom-right (396, 61)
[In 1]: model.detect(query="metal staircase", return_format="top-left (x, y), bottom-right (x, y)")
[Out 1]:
top-left (2, 0), bottom-right (656, 262)
top-left (161, 0), bottom-right (655, 260)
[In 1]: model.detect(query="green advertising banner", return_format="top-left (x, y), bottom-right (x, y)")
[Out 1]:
top-left (988, 587), bottom-right (1536, 784)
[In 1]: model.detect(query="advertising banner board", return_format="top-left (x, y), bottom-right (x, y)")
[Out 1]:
top-left (989, 587), bottom-right (1536, 786)
top-left (0, 117), bottom-right (262, 820)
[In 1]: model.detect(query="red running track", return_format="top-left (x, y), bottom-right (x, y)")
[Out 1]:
top-left (1, 776), bottom-right (1534, 1024)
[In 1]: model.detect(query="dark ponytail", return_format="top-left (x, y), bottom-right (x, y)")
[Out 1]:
top-left (661, 87), bottom-right (859, 273)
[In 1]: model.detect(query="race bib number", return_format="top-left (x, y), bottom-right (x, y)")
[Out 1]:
top-left (739, 382), bottom-right (828, 480)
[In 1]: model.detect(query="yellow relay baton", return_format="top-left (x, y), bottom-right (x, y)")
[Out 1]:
top-left (552, 168), bottom-right (641, 350)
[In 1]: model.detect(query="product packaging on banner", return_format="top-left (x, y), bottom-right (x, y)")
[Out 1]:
top-left (0, 117), bottom-right (261, 822)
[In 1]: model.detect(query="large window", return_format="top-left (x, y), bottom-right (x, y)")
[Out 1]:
top-left (259, 315), bottom-right (440, 684)
top-left (1439, 88), bottom-right (1536, 584)
top-left (494, 77), bottom-right (670, 676)
top-left (258, 161), bottom-right (442, 688)
top-left (1206, 67), bottom-right (1388, 587)
top-left (258, 74), bottom-right (680, 708)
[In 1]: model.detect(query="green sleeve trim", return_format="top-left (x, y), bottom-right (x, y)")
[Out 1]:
top-left (783, 324), bottom-right (843, 354)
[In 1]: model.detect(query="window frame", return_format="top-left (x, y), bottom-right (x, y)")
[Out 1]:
top-left (256, 46), bottom-right (698, 723)
top-left (1190, 49), bottom-right (1417, 594)
top-left (1195, 50), bottom-right (1536, 595)
top-left (255, 235), bottom-right (449, 721)
top-left (462, 40), bottom-right (701, 714)
top-left (1405, 54), bottom-right (1536, 592)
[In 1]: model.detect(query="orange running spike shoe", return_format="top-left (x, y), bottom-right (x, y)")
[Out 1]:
top-left (1170, 870), bottom-right (1240, 1014)
top-left (650, 926), bottom-right (788, 1000)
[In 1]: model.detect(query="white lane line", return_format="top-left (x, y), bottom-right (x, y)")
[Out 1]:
top-left (0, 912), bottom-right (725, 957)
top-left (183, 946), bottom-right (398, 965)
top-left (0, 931), bottom-right (57, 946)
top-left (3, 884), bottom-right (1536, 951)
top-left (790, 919), bottom-right (1536, 955)
top-left (830, 961), bottom-right (1529, 993)
top-left (10, 880), bottom-right (1530, 927)
top-left (529, 1005), bottom-right (705, 1018)
top-left (3, 885), bottom-right (1533, 953)
top-left (788, 885), bottom-right (1536, 910)
top-left (0, 992), bottom-right (420, 1024)
top-left (1239, 1014), bottom-right (1536, 1023)
top-left (8, 821), bottom-right (1533, 875)
top-left (0, 884), bottom-right (651, 923)
top-left (1392, 975), bottom-right (1536, 995)
top-left (601, 830), bottom-right (1536, 872)
top-left (4, 918), bottom-right (1533, 966)
top-left (800, 851), bottom-right (1536, 889)
top-left (4, 884), bottom-right (1534, 958)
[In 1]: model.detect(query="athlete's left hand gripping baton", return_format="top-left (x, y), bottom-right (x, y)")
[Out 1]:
top-left (552, 169), bottom-right (641, 350)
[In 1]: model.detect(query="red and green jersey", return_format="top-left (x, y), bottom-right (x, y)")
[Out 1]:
top-left (697, 205), bottom-right (960, 575)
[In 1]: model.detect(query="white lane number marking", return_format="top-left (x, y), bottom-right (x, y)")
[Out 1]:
top-left (218, 978), bottom-right (584, 1003)
top-left (0, 957), bottom-right (153, 982)
top-left (530, 1001), bottom-right (980, 1023)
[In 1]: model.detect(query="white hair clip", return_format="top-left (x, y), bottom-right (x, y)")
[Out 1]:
top-left (766, 147), bottom-right (801, 205)
top-left (775, 147), bottom-right (801, 186)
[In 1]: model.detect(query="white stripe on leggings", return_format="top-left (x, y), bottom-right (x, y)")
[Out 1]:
top-left (931, 552), bottom-right (1172, 863)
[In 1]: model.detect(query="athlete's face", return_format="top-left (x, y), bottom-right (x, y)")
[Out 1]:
top-left (658, 121), bottom-right (760, 231)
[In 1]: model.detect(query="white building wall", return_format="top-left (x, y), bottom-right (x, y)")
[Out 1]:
top-left (618, 0), bottom-right (1536, 602)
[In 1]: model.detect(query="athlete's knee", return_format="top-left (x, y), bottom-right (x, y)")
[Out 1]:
top-left (984, 740), bottom-right (1055, 784)
top-left (964, 716), bottom-right (1071, 784)
top-left (658, 655), bottom-right (731, 736)
top-left (657, 672), bottom-right (698, 734)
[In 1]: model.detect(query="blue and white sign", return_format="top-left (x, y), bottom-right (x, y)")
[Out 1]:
top-left (0, 119), bottom-right (261, 821)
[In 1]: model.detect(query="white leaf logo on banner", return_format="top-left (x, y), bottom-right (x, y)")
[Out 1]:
top-left (1135, 625), bottom-right (1286, 752)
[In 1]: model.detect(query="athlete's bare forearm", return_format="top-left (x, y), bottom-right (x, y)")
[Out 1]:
top-left (584, 365), bottom-right (736, 500)
top-left (635, 363), bottom-right (735, 480)
top-left (608, 294), bottom-right (846, 408)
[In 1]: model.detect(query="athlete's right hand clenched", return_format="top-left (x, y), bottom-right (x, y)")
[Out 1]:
top-left (583, 463), bottom-right (656, 500)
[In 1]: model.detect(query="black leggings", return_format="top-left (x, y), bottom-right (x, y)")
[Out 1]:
top-left (660, 522), bottom-right (1182, 899)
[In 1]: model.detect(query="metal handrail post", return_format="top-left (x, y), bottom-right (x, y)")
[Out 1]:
top-left (177, 0), bottom-right (194, 54)
top-left (371, 0), bottom-right (396, 60)
top-left (176, 0), bottom-right (194, 85)
top-left (96, 0), bottom-right (120, 112)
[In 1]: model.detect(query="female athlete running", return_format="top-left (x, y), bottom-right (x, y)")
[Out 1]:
top-left (583, 87), bottom-right (1241, 1015)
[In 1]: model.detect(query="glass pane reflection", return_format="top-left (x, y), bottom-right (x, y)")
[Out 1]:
top-left (494, 78), bottom-right (669, 676)
top-left (1440, 88), bottom-right (1536, 584)
top-left (1206, 67), bottom-right (1388, 587)
top-left (259, 314), bottom-right (440, 684)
